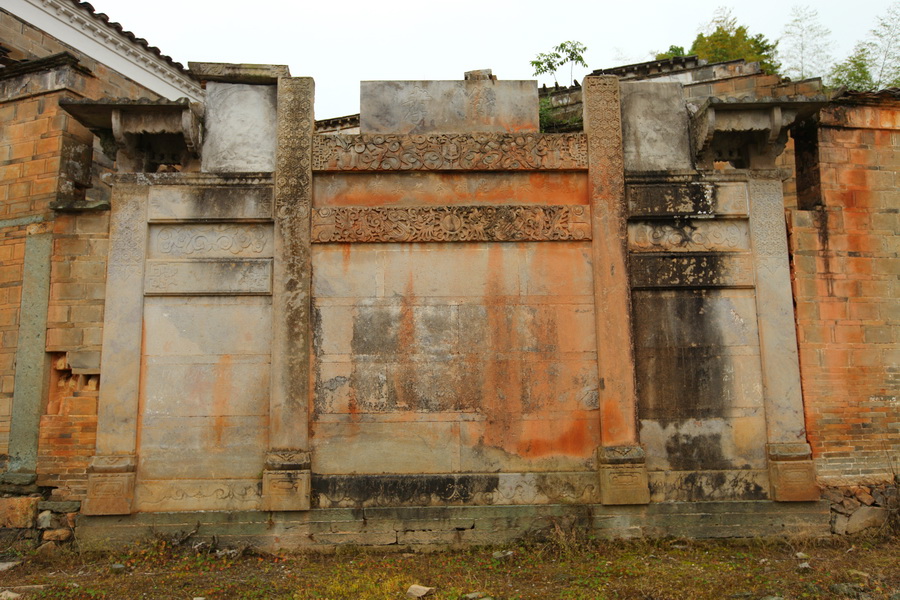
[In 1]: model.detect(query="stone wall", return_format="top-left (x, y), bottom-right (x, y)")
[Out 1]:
top-left (787, 95), bottom-right (900, 484)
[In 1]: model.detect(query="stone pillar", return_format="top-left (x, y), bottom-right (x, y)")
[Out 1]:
top-left (582, 76), bottom-right (649, 505)
top-left (3, 226), bottom-right (52, 484)
top-left (747, 176), bottom-right (818, 501)
top-left (82, 183), bottom-right (147, 515)
top-left (263, 77), bottom-right (315, 511)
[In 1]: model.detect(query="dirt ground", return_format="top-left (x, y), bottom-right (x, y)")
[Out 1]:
top-left (0, 530), bottom-right (897, 600)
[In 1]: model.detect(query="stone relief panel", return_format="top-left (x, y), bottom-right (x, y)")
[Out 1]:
top-left (144, 259), bottom-right (272, 295)
top-left (628, 220), bottom-right (750, 253)
top-left (311, 205), bottom-right (591, 243)
top-left (312, 133), bottom-right (588, 171)
top-left (148, 224), bottom-right (272, 258)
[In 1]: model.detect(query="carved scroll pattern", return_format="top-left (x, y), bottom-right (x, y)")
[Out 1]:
top-left (138, 481), bottom-right (261, 506)
top-left (155, 225), bottom-right (268, 256)
top-left (629, 221), bottom-right (748, 252)
top-left (311, 205), bottom-right (592, 243)
top-left (312, 133), bottom-right (588, 171)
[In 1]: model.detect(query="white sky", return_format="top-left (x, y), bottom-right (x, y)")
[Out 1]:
top-left (83, 0), bottom-right (892, 119)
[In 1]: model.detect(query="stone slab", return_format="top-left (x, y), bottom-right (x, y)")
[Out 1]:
top-left (138, 417), bottom-right (266, 480)
top-left (143, 297), bottom-right (272, 356)
top-left (626, 182), bottom-right (748, 217)
top-left (640, 416), bottom-right (768, 471)
top-left (7, 233), bottom-right (51, 474)
top-left (312, 172), bottom-right (589, 207)
top-left (143, 259), bottom-right (272, 295)
top-left (134, 479), bottom-right (262, 512)
top-left (75, 501), bottom-right (831, 550)
top-left (202, 82), bottom-right (277, 173)
top-left (360, 80), bottom-right (539, 134)
top-left (628, 219), bottom-right (751, 253)
top-left (148, 224), bottom-right (273, 259)
top-left (630, 253), bottom-right (754, 288)
top-left (148, 186), bottom-right (273, 221)
top-left (647, 470), bottom-right (770, 502)
top-left (620, 81), bottom-right (692, 171)
top-left (313, 472), bottom-right (602, 508)
top-left (188, 62), bottom-right (290, 84)
top-left (142, 357), bottom-right (270, 418)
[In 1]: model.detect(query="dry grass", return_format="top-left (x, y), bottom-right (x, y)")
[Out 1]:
top-left (0, 531), bottom-right (897, 599)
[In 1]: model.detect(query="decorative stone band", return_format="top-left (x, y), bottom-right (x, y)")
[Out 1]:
top-left (311, 205), bottom-right (591, 243)
top-left (630, 253), bottom-right (754, 289)
top-left (312, 133), bottom-right (588, 171)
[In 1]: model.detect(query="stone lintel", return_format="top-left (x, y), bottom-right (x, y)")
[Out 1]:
top-left (767, 442), bottom-right (813, 461)
top-left (88, 454), bottom-right (137, 473)
top-left (189, 62), bottom-right (290, 85)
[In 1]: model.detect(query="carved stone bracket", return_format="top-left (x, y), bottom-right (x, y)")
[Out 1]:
top-left (597, 446), bottom-right (650, 505)
top-left (312, 133), bottom-right (588, 171)
top-left (689, 97), bottom-right (825, 169)
top-left (82, 454), bottom-right (136, 515)
top-left (312, 205), bottom-right (591, 243)
top-left (767, 443), bottom-right (819, 502)
top-left (60, 98), bottom-right (204, 172)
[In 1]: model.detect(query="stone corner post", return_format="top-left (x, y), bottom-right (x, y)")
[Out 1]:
top-left (263, 76), bottom-right (315, 511)
top-left (583, 75), bottom-right (649, 505)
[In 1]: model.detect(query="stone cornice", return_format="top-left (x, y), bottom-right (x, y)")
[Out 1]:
top-left (4, 0), bottom-right (203, 101)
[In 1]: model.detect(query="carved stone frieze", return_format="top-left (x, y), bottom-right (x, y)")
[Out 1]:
top-left (136, 480), bottom-right (261, 509)
top-left (311, 205), bottom-right (591, 243)
top-left (152, 224), bottom-right (270, 257)
top-left (312, 133), bottom-right (588, 171)
top-left (628, 220), bottom-right (750, 253)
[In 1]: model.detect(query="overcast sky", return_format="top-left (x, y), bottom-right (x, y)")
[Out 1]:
top-left (83, 0), bottom-right (893, 119)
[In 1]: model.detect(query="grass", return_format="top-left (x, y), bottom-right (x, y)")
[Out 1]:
top-left (0, 531), bottom-right (897, 599)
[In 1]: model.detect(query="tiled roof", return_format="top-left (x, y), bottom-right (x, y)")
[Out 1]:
top-left (66, 0), bottom-right (191, 76)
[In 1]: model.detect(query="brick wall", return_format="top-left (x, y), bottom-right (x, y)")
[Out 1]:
top-left (787, 99), bottom-right (900, 484)
top-left (0, 9), bottom-right (160, 493)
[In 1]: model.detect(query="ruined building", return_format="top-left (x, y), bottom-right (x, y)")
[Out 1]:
top-left (0, 1), bottom-right (896, 547)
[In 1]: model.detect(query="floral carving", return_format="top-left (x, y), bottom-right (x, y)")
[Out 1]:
top-left (311, 205), bottom-right (591, 243)
top-left (312, 133), bottom-right (588, 171)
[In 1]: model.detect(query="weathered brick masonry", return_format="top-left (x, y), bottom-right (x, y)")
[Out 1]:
top-left (785, 92), bottom-right (899, 484)
top-left (0, 6), bottom-right (170, 497)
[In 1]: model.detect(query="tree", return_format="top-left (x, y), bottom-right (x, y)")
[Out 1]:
top-left (780, 5), bottom-right (834, 80)
top-left (830, 44), bottom-right (876, 90)
top-left (689, 8), bottom-right (780, 74)
top-left (531, 41), bottom-right (588, 86)
top-left (655, 45), bottom-right (687, 60)
top-left (828, 1), bottom-right (900, 90)
top-left (867, 1), bottom-right (900, 88)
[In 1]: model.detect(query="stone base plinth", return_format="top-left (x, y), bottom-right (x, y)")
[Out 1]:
top-left (82, 473), bottom-right (135, 515)
top-left (262, 470), bottom-right (311, 512)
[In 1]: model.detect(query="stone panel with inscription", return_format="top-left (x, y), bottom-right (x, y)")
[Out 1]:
top-left (144, 259), bottom-right (272, 295)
